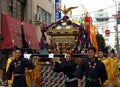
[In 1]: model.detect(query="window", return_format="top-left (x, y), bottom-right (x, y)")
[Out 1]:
top-left (99, 14), bottom-right (103, 17)
top-left (8, 0), bottom-right (26, 20)
top-left (37, 6), bottom-right (51, 24)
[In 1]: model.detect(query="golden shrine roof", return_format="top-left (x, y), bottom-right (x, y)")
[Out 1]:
top-left (46, 20), bottom-right (80, 36)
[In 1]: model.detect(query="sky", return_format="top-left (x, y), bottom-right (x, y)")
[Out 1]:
top-left (62, 0), bottom-right (117, 16)
top-left (61, 0), bottom-right (120, 47)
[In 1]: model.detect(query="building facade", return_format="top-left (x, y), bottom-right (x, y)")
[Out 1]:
top-left (0, 0), bottom-right (55, 49)
top-left (94, 10), bottom-right (110, 46)
top-left (1, 0), bottom-right (40, 51)
top-left (31, 0), bottom-right (55, 43)
top-left (2, 0), bottom-right (32, 22)
top-left (94, 10), bottom-right (109, 34)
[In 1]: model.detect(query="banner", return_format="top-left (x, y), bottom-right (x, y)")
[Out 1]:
top-left (90, 26), bottom-right (98, 52)
top-left (55, 0), bottom-right (61, 22)
top-left (84, 16), bottom-right (91, 30)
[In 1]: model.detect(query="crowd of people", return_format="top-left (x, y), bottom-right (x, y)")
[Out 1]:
top-left (0, 46), bottom-right (119, 87)
top-left (53, 47), bottom-right (120, 87)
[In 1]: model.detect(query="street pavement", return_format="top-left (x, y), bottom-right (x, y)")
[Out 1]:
top-left (0, 78), bottom-right (120, 87)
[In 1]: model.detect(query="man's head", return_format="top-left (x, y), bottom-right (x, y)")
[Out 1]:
top-left (66, 53), bottom-right (72, 62)
top-left (15, 48), bottom-right (22, 59)
top-left (98, 50), bottom-right (104, 58)
top-left (110, 52), bottom-right (115, 58)
top-left (110, 49), bottom-right (115, 58)
top-left (88, 47), bottom-right (96, 59)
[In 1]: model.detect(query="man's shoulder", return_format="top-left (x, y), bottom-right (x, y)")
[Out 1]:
top-left (96, 59), bottom-right (103, 63)
top-left (8, 57), bottom-right (14, 60)
top-left (70, 61), bottom-right (76, 64)
top-left (96, 59), bottom-right (105, 66)
top-left (7, 57), bottom-right (13, 61)
top-left (21, 58), bottom-right (29, 62)
top-left (10, 59), bottom-right (16, 65)
top-left (80, 59), bottom-right (88, 65)
top-left (70, 61), bottom-right (77, 66)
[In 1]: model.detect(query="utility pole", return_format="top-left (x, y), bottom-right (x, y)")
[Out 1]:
top-left (115, 25), bottom-right (120, 57)
top-left (116, 1), bottom-right (120, 57)
top-left (113, 0), bottom-right (120, 57)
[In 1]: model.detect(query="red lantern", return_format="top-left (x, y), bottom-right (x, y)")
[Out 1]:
top-left (105, 29), bottom-right (110, 35)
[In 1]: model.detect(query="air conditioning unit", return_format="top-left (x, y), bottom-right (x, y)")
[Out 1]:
top-left (34, 13), bottom-right (40, 22)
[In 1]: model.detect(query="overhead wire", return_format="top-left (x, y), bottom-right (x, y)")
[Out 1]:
top-left (73, 4), bottom-right (117, 17)
top-left (87, 4), bottom-right (117, 14)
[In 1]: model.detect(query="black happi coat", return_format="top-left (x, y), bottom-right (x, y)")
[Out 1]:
top-left (53, 61), bottom-right (77, 87)
top-left (6, 57), bottom-right (34, 87)
top-left (74, 59), bottom-right (108, 87)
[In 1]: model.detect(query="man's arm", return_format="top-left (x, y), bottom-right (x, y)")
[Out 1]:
top-left (53, 61), bottom-right (67, 72)
top-left (25, 58), bottom-right (35, 69)
top-left (77, 79), bottom-right (82, 87)
top-left (5, 61), bottom-right (13, 80)
top-left (99, 62), bottom-right (108, 85)
top-left (74, 61), bottom-right (85, 87)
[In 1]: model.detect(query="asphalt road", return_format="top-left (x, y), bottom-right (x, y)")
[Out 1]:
top-left (0, 78), bottom-right (120, 87)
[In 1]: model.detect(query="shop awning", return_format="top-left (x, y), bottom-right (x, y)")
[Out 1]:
top-left (1, 14), bottom-right (22, 49)
top-left (1, 14), bottom-right (39, 50)
top-left (22, 22), bottom-right (39, 50)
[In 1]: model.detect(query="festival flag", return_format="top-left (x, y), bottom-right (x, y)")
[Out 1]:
top-left (84, 16), bottom-right (91, 30)
top-left (90, 26), bottom-right (98, 52)
top-left (79, 17), bottom-right (84, 23)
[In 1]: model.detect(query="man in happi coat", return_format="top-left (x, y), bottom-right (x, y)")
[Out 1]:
top-left (53, 53), bottom-right (77, 87)
top-left (6, 49), bottom-right (16, 87)
top-left (5, 48), bottom-right (34, 87)
top-left (74, 47), bottom-right (108, 87)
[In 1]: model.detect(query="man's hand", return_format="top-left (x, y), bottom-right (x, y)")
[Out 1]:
top-left (4, 79), bottom-right (8, 85)
top-left (78, 84), bottom-right (82, 87)
top-left (101, 83), bottom-right (105, 87)
top-left (58, 60), bottom-right (61, 64)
